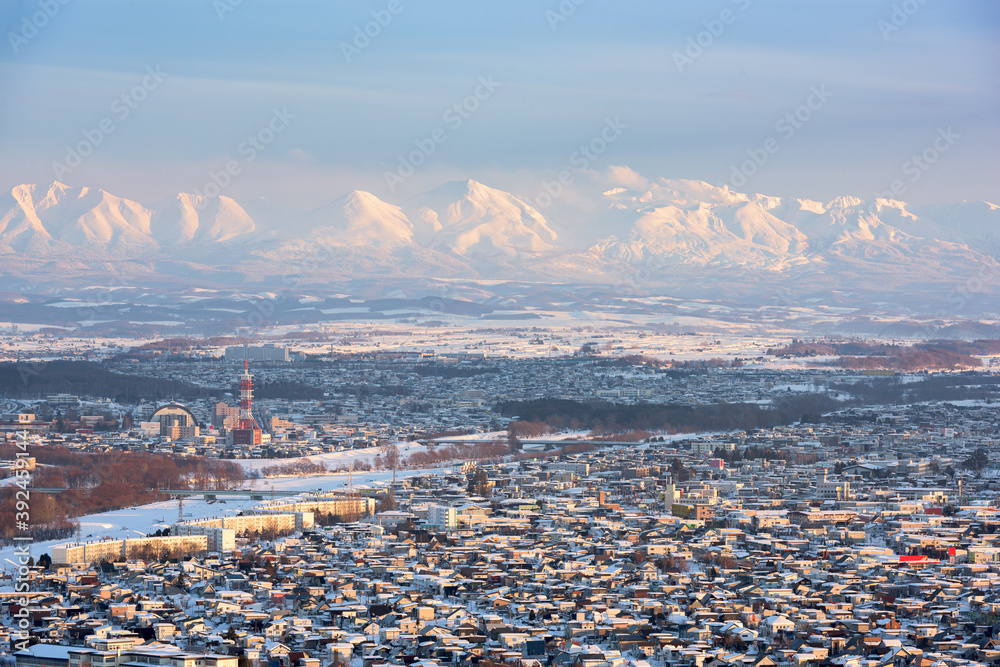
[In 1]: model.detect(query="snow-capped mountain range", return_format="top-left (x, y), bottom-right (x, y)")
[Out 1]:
top-left (1, 178), bottom-right (998, 299)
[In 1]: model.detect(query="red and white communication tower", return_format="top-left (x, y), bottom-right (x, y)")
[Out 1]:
top-left (230, 348), bottom-right (262, 446)
top-left (237, 358), bottom-right (256, 429)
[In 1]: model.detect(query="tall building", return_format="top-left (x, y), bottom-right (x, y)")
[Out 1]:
top-left (212, 401), bottom-right (240, 430)
top-left (224, 343), bottom-right (289, 362)
top-left (427, 504), bottom-right (457, 530)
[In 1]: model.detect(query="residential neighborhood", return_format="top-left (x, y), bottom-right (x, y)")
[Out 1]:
top-left (4, 398), bottom-right (1000, 667)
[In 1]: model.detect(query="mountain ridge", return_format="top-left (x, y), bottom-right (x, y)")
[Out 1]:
top-left (1, 178), bottom-right (997, 302)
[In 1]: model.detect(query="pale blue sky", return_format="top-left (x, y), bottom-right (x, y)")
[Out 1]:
top-left (1, 0), bottom-right (997, 208)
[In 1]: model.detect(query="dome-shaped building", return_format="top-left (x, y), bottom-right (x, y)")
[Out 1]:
top-left (150, 403), bottom-right (199, 438)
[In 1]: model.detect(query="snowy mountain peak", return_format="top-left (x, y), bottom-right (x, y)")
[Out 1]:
top-left (2, 181), bottom-right (153, 248)
top-left (603, 178), bottom-right (750, 210)
top-left (149, 193), bottom-right (256, 244)
top-left (406, 179), bottom-right (558, 257)
top-left (0, 177), bottom-right (997, 292)
top-left (344, 189), bottom-right (384, 205)
top-left (828, 195), bottom-right (864, 209)
top-left (306, 189), bottom-right (414, 247)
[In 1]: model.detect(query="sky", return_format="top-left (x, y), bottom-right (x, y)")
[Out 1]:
top-left (0, 0), bottom-right (997, 209)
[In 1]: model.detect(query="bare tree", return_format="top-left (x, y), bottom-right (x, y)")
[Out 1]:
top-left (379, 442), bottom-right (400, 470)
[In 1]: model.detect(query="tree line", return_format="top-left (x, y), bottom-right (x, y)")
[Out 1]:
top-left (828, 374), bottom-right (1000, 404)
top-left (0, 361), bottom-right (216, 400)
top-left (0, 361), bottom-right (327, 402)
top-left (767, 339), bottom-right (995, 370)
top-left (497, 394), bottom-right (839, 434)
top-left (0, 444), bottom-right (246, 540)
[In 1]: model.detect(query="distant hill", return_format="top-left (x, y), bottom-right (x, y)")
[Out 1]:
top-left (0, 361), bottom-right (218, 401)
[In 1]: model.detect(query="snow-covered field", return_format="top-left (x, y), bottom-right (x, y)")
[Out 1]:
top-left (241, 441), bottom-right (427, 472)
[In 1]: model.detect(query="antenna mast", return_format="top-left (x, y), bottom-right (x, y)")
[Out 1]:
top-left (237, 345), bottom-right (257, 430)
